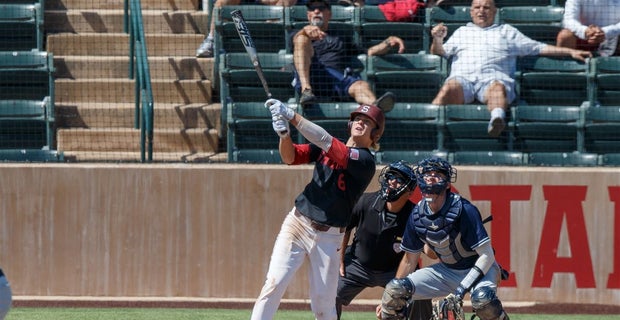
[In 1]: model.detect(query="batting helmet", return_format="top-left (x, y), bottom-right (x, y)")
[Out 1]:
top-left (349, 104), bottom-right (385, 142)
top-left (379, 161), bottom-right (416, 202)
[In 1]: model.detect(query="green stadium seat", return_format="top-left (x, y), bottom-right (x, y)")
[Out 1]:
top-left (527, 152), bottom-right (599, 167)
top-left (426, 6), bottom-right (479, 39)
top-left (366, 53), bottom-right (447, 103)
top-left (516, 56), bottom-right (591, 106)
top-left (499, 6), bottom-right (564, 44)
top-left (496, 0), bottom-right (555, 6)
top-left (0, 98), bottom-right (54, 149)
top-left (592, 56), bottom-right (620, 106)
top-left (214, 5), bottom-right (286, 55)
top-left (584, 106), bottom-right (620, 154)
top-left (227, 101), bottom-right (300, 163)
top-left (377, 150), bottom-right (449, 165)
top-left (514, 105), bottom-right (584, 153)
top-left (0, 50), bottom-right (54, 102)
top-left (359, 6), bottom-right (427, 54)
top-left (380, 103), bottom-right (443, 152)
top-left (444, 104), bottom-right (513, 152)
top-left (301, 102), bottom-right (361, 143)
top-left (0, 149), bottom-right (64, 163)
top-left (232, 149), bottom-right (283, 164)
top-left (286, 5), bottom-right (358, 52)
top-left (453, 151), bottom-right (525, 166)
top-left (0, 3), bottom-right (43, 51)
top-left (600, 153), bottom-right (620, 166)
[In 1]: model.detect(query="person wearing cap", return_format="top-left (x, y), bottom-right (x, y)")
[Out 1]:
top-left (250, 98), bottom-right (385, 320)
top-left (293, 0), bottom-right (404, 110)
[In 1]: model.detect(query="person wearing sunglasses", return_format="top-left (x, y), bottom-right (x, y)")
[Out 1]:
top-left (336, 161), bottom-right (433, 320)
top-left (292, 0), bottom-right (405, 112)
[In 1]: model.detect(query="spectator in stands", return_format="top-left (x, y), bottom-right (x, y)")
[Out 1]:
top-left (430, 0), bottom-right (592, 137)
top-left (0, 268), bottom-right (10, 320)
top-left (556, 0), bottom-right (620, 57)
top-left (293, 0), bottom-right (404, 110)
top-left (196, 0), bottom-right (297, 58)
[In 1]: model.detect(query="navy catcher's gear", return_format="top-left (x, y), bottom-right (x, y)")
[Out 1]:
top-left (470, 287), bottom-right (510, 320)
top-left (414, 157), bottom-right (457, 195)
top-left (381, 278), bottom-right (413, 320)
top-left (379, 161), bottom-right (416, 202)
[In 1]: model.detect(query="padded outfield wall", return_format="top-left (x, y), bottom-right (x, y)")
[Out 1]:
top-left (0, 163), bottom-right (618, 305)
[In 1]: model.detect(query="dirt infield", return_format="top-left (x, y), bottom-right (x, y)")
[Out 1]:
top-left (12, 298), bottom-right (620, 315)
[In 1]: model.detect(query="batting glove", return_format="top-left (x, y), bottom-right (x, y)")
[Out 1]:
top-left (266, 98), bottom-right (295, 121)
top-left (272, 117), bottom-right (290, 138)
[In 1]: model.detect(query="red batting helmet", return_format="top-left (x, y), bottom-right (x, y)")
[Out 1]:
top-left (349, 104), bottom-right (386, 141)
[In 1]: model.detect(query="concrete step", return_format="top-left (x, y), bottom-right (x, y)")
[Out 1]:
top-left (45, 9), bottom-right (209, 34)
top-left (57, 127), bottom-right (219, 153)
top-left (46, 0), bottom-right (201, 10)
top-left (55, 78), bottom-right (213, 104)
top-left (55, 102), bottom-right (221, 131)
top-left (54, 56), bottom-right (214, 81)
top-left (47, 33), bottom-right (204, 57)
top-left (61, 151), bottom-right (227, 163)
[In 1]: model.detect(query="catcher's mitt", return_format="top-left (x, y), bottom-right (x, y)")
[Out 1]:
top-left (431, 294), bottom-right (465, 320)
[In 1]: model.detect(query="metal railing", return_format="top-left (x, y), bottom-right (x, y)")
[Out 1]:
top-left (124, 0), bottom-right (154, 162)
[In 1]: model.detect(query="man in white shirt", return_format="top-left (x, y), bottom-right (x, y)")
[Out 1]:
top-left (430, 0), bottom-right (592, 137)
top-left (556, 0), bottom-right (620, 57)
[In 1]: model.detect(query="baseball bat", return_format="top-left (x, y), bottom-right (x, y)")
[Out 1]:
top-left (231, 9), bottom-right (272, 99)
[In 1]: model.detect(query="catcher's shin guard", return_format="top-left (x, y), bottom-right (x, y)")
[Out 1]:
top-left (381, 278), bottom-right (413, 320)
top-left (470, 287), bottom-right (509, 320)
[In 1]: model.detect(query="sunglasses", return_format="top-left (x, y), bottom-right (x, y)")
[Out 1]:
top-left (307, 5), bottom-right (328, 11)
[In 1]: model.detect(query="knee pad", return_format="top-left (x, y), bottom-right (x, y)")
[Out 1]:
top-left (470, 287), bottom-right (509, 320)
top-left (381, 278), bottom-right (414, 320)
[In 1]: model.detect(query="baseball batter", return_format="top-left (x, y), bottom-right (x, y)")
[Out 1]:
top-left (250, 99), bottom-right (385, 320)
top-left (336, 161), bottom-right (433, 320)
top-left (378, 157), bottom-right (510, 320)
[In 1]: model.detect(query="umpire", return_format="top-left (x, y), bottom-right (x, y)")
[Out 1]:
top-left (336, 161), bottom-right (433, 320)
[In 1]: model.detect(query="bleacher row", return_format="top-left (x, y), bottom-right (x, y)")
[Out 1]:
top-left (217, 2), bottom-right (620, 166)
top-left (0, 0), bottom-right (61, 162)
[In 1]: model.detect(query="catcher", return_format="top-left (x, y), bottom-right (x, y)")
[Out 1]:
top-left (377, 157), bottom-right (510, 320)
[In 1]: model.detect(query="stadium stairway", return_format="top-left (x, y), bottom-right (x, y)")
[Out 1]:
top-left (45, 0), bottom-right (226, 162)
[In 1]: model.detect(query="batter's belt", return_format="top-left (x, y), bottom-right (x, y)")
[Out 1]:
top-left (295, 209), bottom-right (345, 233)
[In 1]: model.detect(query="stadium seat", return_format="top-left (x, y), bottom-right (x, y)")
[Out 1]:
top-left (0, 51), bottom-right (55, 150)
top-left (600, 153), bottom-right (620, 166)
top-left (377, 150), bottom-right (449, 165)
top-left (380, 103), bottom-right (443, 152)
top-left (584, 106), bottom-right (620, 154)
top-left (452, 151), bottom-right (525, 166)
top-left (214, 5), bottom-right (286, 55)
top-left (286, 5), bottom-right (358, 52)
top-left (232, 149), bottom-right (283, 164)
top-left (426, 6), bottom-right (479, 39)
top-left (219, 52), bottom-right (295, 104)
top-left (226, 101), bottom-right (300, 163)
top-left (513, 105), bottom-right (584, 153)
top-left (444, 104), bottom-right (513, 152)
top-left (516, 56), bottom-right (591, 106)
top-left (0, 149), bottom-right (64, 163)
top-left (0, 3), bottom-right (43, 51)
top-left (301, 102), bottom-right (361, 143)
top-left (499, 6), bottom-right (564, 44)
top-left (366, 53), bottom-right (447, 103)
top-left (496, 0), bottom-right (555, 6)
top-left (359, 6), bottom-right (427, 54)
top-left (527, 152), bottom-right (599, 167)
top-left (592, 56), bottom-right (620, 106)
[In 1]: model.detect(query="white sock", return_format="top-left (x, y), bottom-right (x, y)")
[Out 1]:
top-left (491, 108), bottom-right (505, 120)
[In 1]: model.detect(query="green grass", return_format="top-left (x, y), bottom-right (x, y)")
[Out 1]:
top-left (5, 308), bottom-right (618, 320)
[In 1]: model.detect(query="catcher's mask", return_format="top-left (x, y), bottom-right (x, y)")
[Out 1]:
top-left (414, 157), bottom-right (457, 195)
top-left (349, 104), bottom-right (385, 143)
top-left (379, 160), bottom-right (416, 202)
